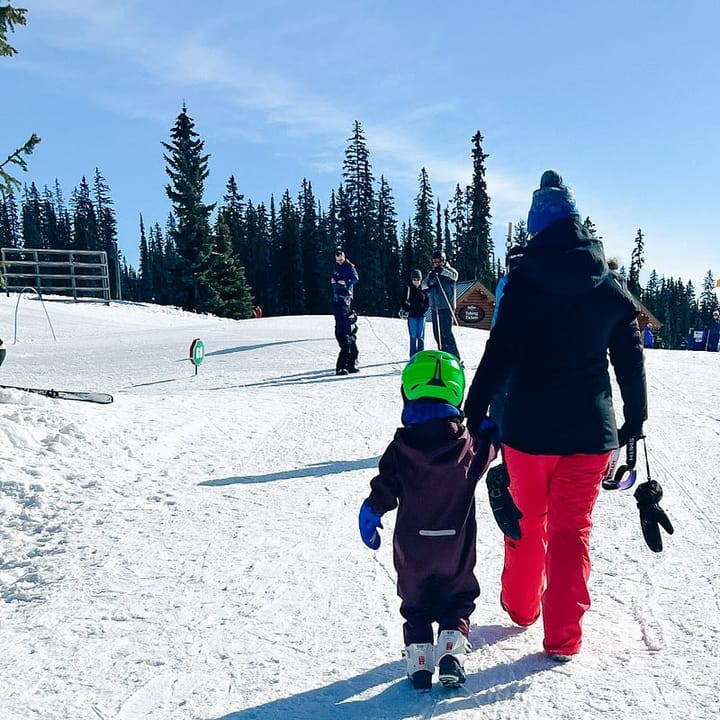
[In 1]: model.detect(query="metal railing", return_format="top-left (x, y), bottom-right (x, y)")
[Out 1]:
top-left (1, 247), bottom-right (110, 304)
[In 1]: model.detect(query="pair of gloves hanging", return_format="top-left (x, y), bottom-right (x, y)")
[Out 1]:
top-left (603, 432), bottom-right (674, 552)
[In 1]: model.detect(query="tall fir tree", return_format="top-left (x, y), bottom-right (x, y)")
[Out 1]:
top-left (275, 190), bottom-right (304, 315)
top-left (413, 167), bottom-right (435, 268)
top-left (449, 184), bottom-right (467, 264)
top-left (207, 217), bottom-right (254, 319)
top-left (377, 175), bottom-right (400, 314)
top-left (298, 179), bottom-right (324, 314)
top-left (162, 104), bottom-right (216, 312)
top-left (93, 168), bottom-right (120, 298)
top-left (71, 176), bottom-right (100, 251)
top-left (0, 190), bottom-right (21, 247)
top-left (698, 270), bottom-right (719, 321)
top-left (627, 228), bottom-right (644, 298)
top-left (21, 182), bottom-right (43, 249)
top-left (460, 131), bottom-right (493, 284)
top-left (342, 121), bottom-right (380, 311)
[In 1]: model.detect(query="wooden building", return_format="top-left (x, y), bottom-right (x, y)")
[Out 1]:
top-left (455, 280), bottom-right (496, 331)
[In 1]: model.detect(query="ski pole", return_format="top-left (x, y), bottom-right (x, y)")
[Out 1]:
top-left (436, 274), bottom-right (460, 327)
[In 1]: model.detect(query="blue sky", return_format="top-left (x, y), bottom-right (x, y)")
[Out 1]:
top-left (6, 0), bottom-right (719, 288)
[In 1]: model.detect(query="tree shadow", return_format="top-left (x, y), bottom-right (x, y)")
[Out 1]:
top-left (199, 456), bottom-right (381, 486)
top-left (205, 339), bottom-right (326, 357)
top-left (213, 641), bottom-right (554, 720)
top-left (205, 362), bottom-right (402, 390)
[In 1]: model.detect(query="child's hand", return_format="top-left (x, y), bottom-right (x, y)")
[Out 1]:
top-left (358, 499), bottom-right (383, 550)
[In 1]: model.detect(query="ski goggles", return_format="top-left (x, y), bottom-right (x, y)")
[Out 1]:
top-left (602, 436), bottom-right (643, 491)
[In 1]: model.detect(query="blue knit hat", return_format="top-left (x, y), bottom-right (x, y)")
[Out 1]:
top-left (527, 170), bottom-right (580, 235)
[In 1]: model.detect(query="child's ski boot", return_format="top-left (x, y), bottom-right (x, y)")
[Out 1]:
top-left (404, 642), bottom-right (434, 691)
top-left (436, 630), bottom-right (470, 688)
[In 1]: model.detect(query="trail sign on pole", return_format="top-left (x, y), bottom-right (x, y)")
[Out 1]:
top-left (189, 338), bottom-right (205, 376)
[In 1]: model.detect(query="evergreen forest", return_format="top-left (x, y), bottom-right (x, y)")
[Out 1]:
top-left (1, 104), bottom-right (718, 350)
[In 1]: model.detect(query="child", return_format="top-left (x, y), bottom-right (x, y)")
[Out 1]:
top-left (333, 288), bottom-right (359, 375)
top-left (357, 350), bottom-right (497, 690)
top-left (400, 269), bottom-right (429, 358)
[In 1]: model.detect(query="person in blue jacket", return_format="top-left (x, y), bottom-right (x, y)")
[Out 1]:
top-left (331, 247), bottom-right (358, 302)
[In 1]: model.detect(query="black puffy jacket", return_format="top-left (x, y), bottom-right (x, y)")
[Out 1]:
top-left (464, 218), bottom-right (647, 455)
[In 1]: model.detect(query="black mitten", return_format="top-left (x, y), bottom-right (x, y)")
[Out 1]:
top-left (634, 480), bottom-right (674, 552)
top-left (486, 463), bottom-right (522, 540)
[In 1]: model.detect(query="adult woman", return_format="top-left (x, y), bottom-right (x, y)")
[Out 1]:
top-left (464, 170), bottom-right (647, 660)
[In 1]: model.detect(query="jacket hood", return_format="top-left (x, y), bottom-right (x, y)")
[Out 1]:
top-left (519, 218), bottom-right (609, 297)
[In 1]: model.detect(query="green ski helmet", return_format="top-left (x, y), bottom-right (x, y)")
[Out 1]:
top-left (401, 350), bottom-right (465, 406)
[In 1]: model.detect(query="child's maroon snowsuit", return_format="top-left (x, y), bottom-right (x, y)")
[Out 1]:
top-left (367, 417), bottom-right (483, 646)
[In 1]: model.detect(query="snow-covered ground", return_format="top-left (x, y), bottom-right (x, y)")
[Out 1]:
top-left (0, 292), bottom-right (718, 720)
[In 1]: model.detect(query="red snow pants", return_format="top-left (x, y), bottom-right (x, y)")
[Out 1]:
top-left (501, 445), bottom-right (611, 655)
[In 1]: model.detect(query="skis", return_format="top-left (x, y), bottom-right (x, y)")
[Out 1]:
top-left (0, 384), bottom-right (113, 404)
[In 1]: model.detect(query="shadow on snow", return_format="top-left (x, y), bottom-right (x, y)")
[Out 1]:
top-left (198, 456), bottom-right (381, 486)
top-left (214, 627), bottom-right (553, 720)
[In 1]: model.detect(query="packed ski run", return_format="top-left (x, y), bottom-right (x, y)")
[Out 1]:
top-left (0, 294), bottom-right (718, 720)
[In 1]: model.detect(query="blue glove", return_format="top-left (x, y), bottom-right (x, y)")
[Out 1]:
top-left (358, 499), bottom-right (383, 550)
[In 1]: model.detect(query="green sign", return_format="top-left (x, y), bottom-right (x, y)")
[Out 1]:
top-left (189, 338), bottom-right (205, 368)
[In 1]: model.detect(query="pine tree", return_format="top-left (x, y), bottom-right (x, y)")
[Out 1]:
top-left (218, 175), bottom-right (245, 257)
top-left (512, 219), bottom-right (529, 247)
top-left (244, 200), bottom-right (271, 314)
top-left (93, 169), bottom-right (120, 298)
top-left (162, 104), bottom-right (216, 312)
top-left (0, 190), bottom-right (21, 247)
top-left (298, 179), bottom-right (324, 314)
top-left (413, 167), bottom-right (435, 267)
top-left (342, 121), bottom-right (380, 311)
top-left (583, 216), bottom-right (602, 239)
top-left (53, 180), bottom-right (72, 250)
top-left (449, 184), bottom-right (467, 264)
top-left (138, 214), bottom-right (153, 301)
top-left (275, 190), bottom-right (303, 315)
top-left (627, 228), bottom-right (644, 298)
top-left (21, 182), bottom-right (43, 249)
top-left (71, 176), bottom-right (100, 251)
top-left (207, 217), bottom-right (254, 319)
top-left (461, 131), bottom-right (493, 284)
top-left (0, 5), bottom-right (41, 195)
top-left (699, 270), bottom-right (719, 322)
top-left (377, 175), bottom-right (400, 315)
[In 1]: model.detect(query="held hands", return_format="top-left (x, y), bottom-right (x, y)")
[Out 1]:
top-left (634, 480), bottom-right (674, 552)
top-left (486, 463), bottom-right (523, 541)
top-left (358, 499), bottom-right (383, 550)
top-left (468, 417), bottom-right (500, 480)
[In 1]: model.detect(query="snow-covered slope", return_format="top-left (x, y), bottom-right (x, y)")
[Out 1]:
top-left (0, 293), bottom-right (717, 720)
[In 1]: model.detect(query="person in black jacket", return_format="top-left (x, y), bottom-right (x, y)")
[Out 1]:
top-left (333, 287), bottom-right (359, 375)
top-left (400, 269), bottom-right (429, 358)
top-left (464, 170), bottom-right (647, 661)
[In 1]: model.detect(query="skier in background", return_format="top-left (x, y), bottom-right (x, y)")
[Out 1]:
top-left (331, 247), bottom-right (358, 302)
top-left (643, 323), bottom-right (654, 348)
top-left (707, 310), bottom-right (720, 351)
top-left (333, 287), bottom-right (359, 375)
top-left (400, 269), bottom-right (429, 358)
top-left (358, 350), bottom-right (497, 690)
top-left (423, 250), bottom-right (460, 360)
top-left (464, 170), bottom-right (649, 662)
